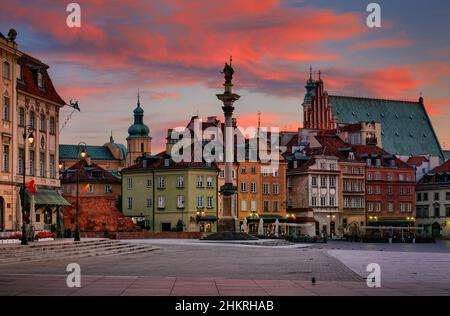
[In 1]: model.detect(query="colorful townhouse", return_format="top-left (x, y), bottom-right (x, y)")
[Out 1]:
top-left (121, 153), bottom-right (219, 233)
top-left (416, 159), bottom-right (450, 238)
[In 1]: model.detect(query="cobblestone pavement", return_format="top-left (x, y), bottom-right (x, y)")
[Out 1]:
top-left (1, 241), bottom-right (449, 295)
top-left (0, 244), bottom-right (361, 281)
top-left (0, 274), bottom-right (448, 296)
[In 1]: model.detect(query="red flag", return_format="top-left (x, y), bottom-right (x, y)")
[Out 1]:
top-left (26, 180), bottom-right (38, 194)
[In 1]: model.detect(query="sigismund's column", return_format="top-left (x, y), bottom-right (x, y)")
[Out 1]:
top-left (216, 58), bottom-right (240, 232)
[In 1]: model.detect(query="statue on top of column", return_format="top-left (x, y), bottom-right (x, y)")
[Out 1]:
top-left (221, 56), bottom-right (234, 85)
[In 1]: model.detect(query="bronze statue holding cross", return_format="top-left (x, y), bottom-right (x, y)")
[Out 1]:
top-left (221, 57), bottom-right (235, 85)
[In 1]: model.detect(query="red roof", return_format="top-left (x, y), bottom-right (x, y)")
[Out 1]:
top-left (430, 159), bottom-right (450, 173)
top-left (17, 54), bottom-right (65, 105)
top-left (406, 156), bottom-right (429, 167)
top-left (61, 159), bottom-right (121, 184)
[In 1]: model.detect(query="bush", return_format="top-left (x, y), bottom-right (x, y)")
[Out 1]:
top-left (176, 220), bottom-right (184, 232)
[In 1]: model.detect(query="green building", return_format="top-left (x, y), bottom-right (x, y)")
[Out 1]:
top-left (121, 154), bottom-right (219, 233)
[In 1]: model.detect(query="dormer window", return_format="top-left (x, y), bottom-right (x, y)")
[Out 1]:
top-left (348, 152), bottom-right (355, 160)
top-left (366, 158), bottom-right (372, 167)
top-left (37, 71), bottom-right (43, 88)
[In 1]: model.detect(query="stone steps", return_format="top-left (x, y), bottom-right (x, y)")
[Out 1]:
top-left (0, 239), bottom-right (157, 265)
top-left (0, 240), bottom-right (125, 257)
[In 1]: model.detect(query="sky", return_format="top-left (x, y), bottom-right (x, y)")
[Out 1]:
top-left (1, 0), bottom-right (450, 153)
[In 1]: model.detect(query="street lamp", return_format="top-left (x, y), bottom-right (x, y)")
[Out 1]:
top-left (74, 142), bottom-right (87, 242)
top-left (21, 126), bottom-right (35, 246)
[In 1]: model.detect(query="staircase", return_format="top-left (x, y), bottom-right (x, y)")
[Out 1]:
top-left (0, 239), bottom-right (157, 265)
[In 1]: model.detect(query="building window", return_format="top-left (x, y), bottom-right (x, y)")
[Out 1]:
top-left (104, 184), bottom-right (112, 193)
top-left (158, 176), bottom-right (165, 189)
top-left (30, 111), bottom-right (35, 129)
top-left (2, 145), bottom-right (9, 172)
top-left (86, 184), bottom-right (94, 193)
top-left (417, 192), bottom-right (422, 201)
top-left (273, 201), bottom-right (279, 212)
top-left (434, 206), bottom-right (440, 217)
top-left (251, 182), bottom-right (257, 193)
top-left (39, 152), bottom-right (46, 177)
top-left (146, 179), bottom-right (152, 188)
top-left (311, 176), bottom-right (317, 187)
top-left (263, 201), bottom-right (269, 212)
top-left (367, 173), bottom-right (372, 181)
top-left (434, 192), bottom-right (440, 201)
top-left (388, 187), bottom-right (393, 195)
top-left (2, 62), bottom-right (10, 80)
top-left (446, 192), bottom-right (450, 200)
top-left (18, 148), bottom-right (25, 175)
top-left (127, 197), bottom-right (133, 209)
top-left (367, 186), bottom-right (373, 195)
top-left (241, 166), bottom-right (247, 174)
top-left (127, 178), bottom-right (133, 190)
top-left (446, 206), bottom-right (450, 217)
top-left (219, 170), bottom-right (225, 178)
top-left (177, 195), bottom-right (185, 208)
top-left (368, 203), bottom-right (373, 212)
top-left (3, 96), bottom-right (10, 121)
top-left (375, 174), bottom-right (381, 180)
top-left (320, 196), bottom-right (326, 206)
top-left (49, 117), bottom-right (56, 134)
top-left (251, 166), bottom-right (256, 174)
top-left (388, 203), bottom-right (394, 212)
top-left (273, 169), bottom-right (279, 177)
top-left (399, 174), bottom-right (404, 181)
top-left (177, 176), bottom-right (184, 188)
top-left (263, 183), bottom-right (270, 194)
top-left (375, 203), bottom-right (381, 212)
top-left (40, 114), bottom-right (46, 131)
top-left (19, 108), bottom-right (25, 126)
top-left (197, 196), bottom-right (204, 208)
top-left (241, 200), bottom-right (247, 211)
top-left (272, 183), bottom-right (279, 195)
top-left (329, 176), bottom-right (336, 188)
top-left (206, 176), bottom-right (213, 188)
top-left (262, 168), bottom-right (269, 177)
top-left (320, 176), bottom-right (327, 187)
top-left (158, 196), bottom-right (166, 209)
top-left (376, 186), bottom-right (381, 195)
top-left (49, 154), bottom-right (56, 179)
top-left (311, 196), bottom-right (317, 207)
top-left (207, 196), bottom-right (213, 208)
top-left (329, 196), bottom-right (335, 207)
top-left (423, 193), bottom-right (429, 201)
top-left (37, 71), bottom-right (43, 88)
top-left (29, 150), bottom-right (35, 176)
top-left (147, 198), bottom-right (153, 208)
top-left (366, 158), bottom-right (372, 167)
top-left (197, 176), bottom-right (203, 188)
top-left (251, 200), bottom-right (257, 211)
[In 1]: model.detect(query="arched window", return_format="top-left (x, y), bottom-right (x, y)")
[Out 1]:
top-left (40, 113), bottom-right (46, 131)
top-left (2, 62), bottom-right (10, 80)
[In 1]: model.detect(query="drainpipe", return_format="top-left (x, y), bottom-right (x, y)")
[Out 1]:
top-left (152, 170), bottom-right (155, 232)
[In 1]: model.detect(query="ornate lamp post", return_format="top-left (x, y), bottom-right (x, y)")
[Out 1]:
top-left (74, 142), bottom-right (87, 242)
top-left (216, 57), bottom-right (240, 232)
top-left (21, 126), bottom-right (35, 245)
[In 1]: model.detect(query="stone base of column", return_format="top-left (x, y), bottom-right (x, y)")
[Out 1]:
top-left (218, 218), bottom-right (236, 232)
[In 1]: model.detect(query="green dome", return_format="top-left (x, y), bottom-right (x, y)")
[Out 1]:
top-left (128, 96), bottom-right (150, 138)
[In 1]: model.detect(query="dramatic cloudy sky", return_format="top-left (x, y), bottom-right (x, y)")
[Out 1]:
top-left (1, 0), bottom-right (450, 152)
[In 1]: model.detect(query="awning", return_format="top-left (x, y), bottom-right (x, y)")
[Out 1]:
top-left (247, 215), bottom-right (287, 223)
top-left (22, 188), bottom-right (71, 207)
top-left (367, 220), bottom-right (413, 227)
top-left (197, 215), bottom-right (218, 223)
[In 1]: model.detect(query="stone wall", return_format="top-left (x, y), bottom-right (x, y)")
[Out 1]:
top-left (63, 196), bottom-right (138, 232)
top-left (80, 231), bottom-right (203, 239)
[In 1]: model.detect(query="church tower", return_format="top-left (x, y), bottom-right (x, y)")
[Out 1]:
top-left (126, 93), bottom-right (152, 166)
top-left (302, 70), bottom-right (336, 130)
